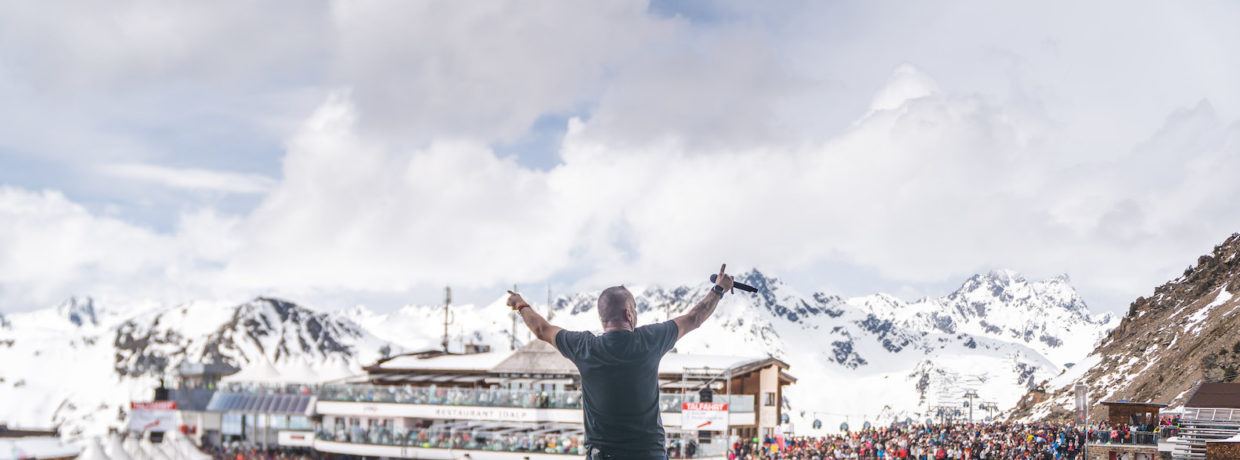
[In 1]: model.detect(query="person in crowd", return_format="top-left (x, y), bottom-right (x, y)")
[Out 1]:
top-left (725, 422), bottom-right (1094, 460)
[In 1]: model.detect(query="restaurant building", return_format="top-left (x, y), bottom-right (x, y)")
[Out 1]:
top-left (312, 340), bottom-right (796, 459)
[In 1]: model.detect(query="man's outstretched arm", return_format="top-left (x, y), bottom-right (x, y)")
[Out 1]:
top-left (673, 264), bottom-right (734, 340)
top-left (507, 290), bottom-right (563, 349)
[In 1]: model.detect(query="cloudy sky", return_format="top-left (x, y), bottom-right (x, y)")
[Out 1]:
top-left (2, 0), bottom-right (1239, 315)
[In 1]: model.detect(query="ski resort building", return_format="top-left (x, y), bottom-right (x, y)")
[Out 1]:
top-left (311, 341), bottom-right (796, 460)
top-left (0, 426), bottom-right (79, 460)
top-left (1171, 383), bottom-right (1240, 460)
top-left (1084, 401), bottom-right (1166, 460)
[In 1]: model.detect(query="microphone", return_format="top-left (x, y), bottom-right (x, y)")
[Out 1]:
top-left (710, 274), bottom-right (758, 293)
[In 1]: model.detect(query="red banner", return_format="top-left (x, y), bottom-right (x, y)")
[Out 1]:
top-left (131, 401), bottom-right (178, 410)
top-left (682, 402), bottom-right (728, 411)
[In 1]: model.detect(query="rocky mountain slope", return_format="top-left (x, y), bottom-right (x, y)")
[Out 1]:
top-left (1009, 233), bottom-right (1240, 422)
top-left (0, 298), bottom-right (392, 438)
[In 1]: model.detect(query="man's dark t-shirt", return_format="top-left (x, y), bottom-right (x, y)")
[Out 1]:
top-left (555, 320), bottom-right (679, 458)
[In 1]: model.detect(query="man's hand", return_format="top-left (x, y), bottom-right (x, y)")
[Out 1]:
top-left (506, 290), bottom-right (529, 310)
top-left (714, 263), bottom-right (735, 294)
top-left (674, 263), bottom-right (731, 340)
top-left (509, 289), bottom-right (562, 349)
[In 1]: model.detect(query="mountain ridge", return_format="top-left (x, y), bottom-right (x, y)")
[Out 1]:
top-left (1009, 233), bottom-right (1240, 422)
top-left (0, 297), bottom-right (393, 437)
top-left (348, 268), bottom-right (1113, 431)
top-left (1, 268), bottom-right (1114, 437)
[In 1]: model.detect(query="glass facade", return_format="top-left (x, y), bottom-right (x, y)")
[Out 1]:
top-left (314, 419), bottom-right (728, 458)
top-left (317, 420), bottom-right (585, 454)
top-left (317, 384), bottom-right (754, 413)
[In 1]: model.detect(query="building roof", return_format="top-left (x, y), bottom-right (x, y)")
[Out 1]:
top-left (177, 362), bottom-right (239, 377)
top-left (1186, 383), bottom-right (1240, 409)
top-left (371, 350), bottom-right (510, 372)
top-left (0, 437), bottom-right (79, 460)
top-left (205, 392), bottom-right (314, 415)
top-left (0, 427), bottom-right (57, 438)
top-left (367, 340), bottom-right (785, 381)
top-left (169, 388), bottom-right (216, 412)
top-left (1100, 401), bottom-right (1169, 408)
top-left (490, 340), bottom-right (577, 375)
top-left (658, 353), bottom-right (770, 375)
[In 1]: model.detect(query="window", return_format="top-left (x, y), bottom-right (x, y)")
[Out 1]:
top-left (764, 392), bottom-right (775, 406)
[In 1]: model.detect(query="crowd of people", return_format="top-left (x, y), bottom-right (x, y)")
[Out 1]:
top-left (1081, 417), bottom-right (1180, 445)
top-left (205, 418), bottom-right (1183, 460)
top-left (206, 445), bottom-right (313, 460)
top-left (727, 420), bottom-right (1179, 460)
top-left (317, 424), bottom-right (586, 455)
top-left (317, 420), bottom-right (729, 458)
top-left (318, 384), bottom-right (583, 409)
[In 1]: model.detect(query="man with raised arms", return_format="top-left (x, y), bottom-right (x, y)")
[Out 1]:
top-left (507, 264), bottom-right (736, 460)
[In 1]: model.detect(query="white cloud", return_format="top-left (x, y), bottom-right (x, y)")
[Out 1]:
top-left (217, 81), bottom-right (1239, 309)
top-left (1, 1), bottom-right (1240, 314)
top-left (0, 186), bottom-right (245, 309)
top-left (0, 1), bottom-right (325, 93)
top-left (0, 187), bottom-right (169, 306)
top-left (328, 0), bottom-right (674, 143)
top-left (101, 163), bottom-right (276, 194)
top-left (3, 64), bottom-right (1240, 313)
top-left (218, 93), bottom-right (578, 292)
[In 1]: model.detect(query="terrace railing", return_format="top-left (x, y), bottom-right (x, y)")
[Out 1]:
top-left (318, 384), bottom-right (754, 413)
top-left (315, 426), bottom-right (726, 458)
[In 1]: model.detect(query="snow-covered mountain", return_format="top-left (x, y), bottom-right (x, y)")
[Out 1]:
top-left (1009, 233), bottom-right (1240, 422)
top-left (347, 269), bottom-right (1116, 434)
top-left (0, 269), bottom-right (1114, 438)
top-left (0, 297), bottom-right (394, 438)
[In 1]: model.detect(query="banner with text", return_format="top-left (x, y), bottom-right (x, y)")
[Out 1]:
top-left (1073, 384), bottom-right (1088, 425)
top-left (129, 401), bottom-right (177, 432)
top-left (681, 402), bottom-right (728, 432)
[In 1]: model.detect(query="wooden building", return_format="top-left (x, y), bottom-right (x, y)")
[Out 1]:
top-left (1171, 383), bottom-right (1240, 460)
top-left (1203, 434), bottom-right (1240, 460)
top-left (1086, 401), bottom-right (1167, 460)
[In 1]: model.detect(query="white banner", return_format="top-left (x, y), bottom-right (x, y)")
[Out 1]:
top-left (681, 402), bottom-right (728, 432)
top-left (1073, 384), bottom-right (1088, 425)
top-left (277, 431), bottom-right (314, 447)
top-left (129, 401), bottom-right (177, 432)
top-left (315, 401), bottom-right (574, 423)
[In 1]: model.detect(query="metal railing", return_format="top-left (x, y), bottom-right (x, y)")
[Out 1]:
top-left (318, 384), bottom-right (754, 413)
top-left (1087, 426), bottom-right (1177, 446)
top-left (316, 426), bottom-right (585, 455)
top-left (315, 426), bottom-right (727, 458)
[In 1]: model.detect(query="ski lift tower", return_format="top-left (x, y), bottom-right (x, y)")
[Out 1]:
top-left (962, 389), bottom-right (979, 423)
top-left (510, 284), bottom-right (520, 350)
top-left (441, 286), bottom-right (453, 352)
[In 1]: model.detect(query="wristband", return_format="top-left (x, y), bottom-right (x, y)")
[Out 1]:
top-left (515, 303), bottom-right (531, 312)
top-left (711, 285), bottom-right (726, 295)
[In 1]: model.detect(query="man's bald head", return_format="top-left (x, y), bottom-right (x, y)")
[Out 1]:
top-left (598, 285), bottom-right (637, 329)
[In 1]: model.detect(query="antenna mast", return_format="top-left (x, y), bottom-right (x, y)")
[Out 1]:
top-left (511, 284), bottom-right (519, 350)
top-left (441, 286), bottom-right (453, 352)
top-left (547, 283), bottom-right (554, 321)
